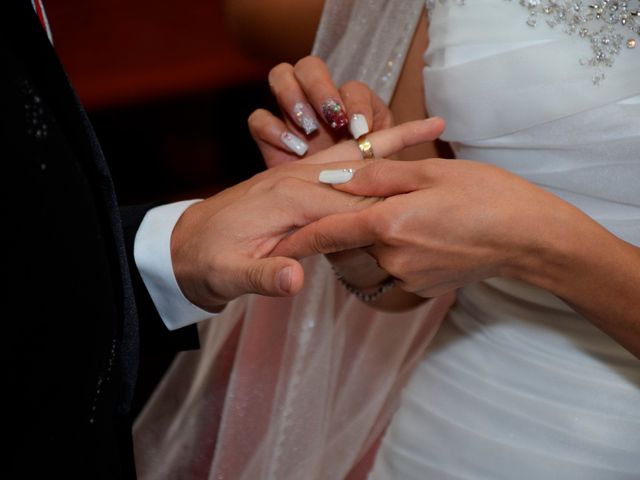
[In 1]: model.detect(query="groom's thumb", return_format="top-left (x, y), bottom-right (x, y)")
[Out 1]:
top-left (242, 257), bottom-right (304, 297)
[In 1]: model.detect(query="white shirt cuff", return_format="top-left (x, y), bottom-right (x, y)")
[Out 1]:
top-left (134, 199), bottom-right (217, 330)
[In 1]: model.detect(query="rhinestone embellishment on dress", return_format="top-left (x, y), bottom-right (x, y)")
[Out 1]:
top-left (520, 0), bottom-right (639, 83)
top-left (426, 0), bottom-right (639, 84)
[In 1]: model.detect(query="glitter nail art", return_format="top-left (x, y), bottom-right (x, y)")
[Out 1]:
top-left (292, 102), bottom-right (319, 135)
top-left (321, 99), bottom-right (349, 130)
top-left (280, 131), bottom-right (309, 156)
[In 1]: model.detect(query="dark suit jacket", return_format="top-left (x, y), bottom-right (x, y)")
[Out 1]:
top-left (2, 2), bottom-right (198, 477)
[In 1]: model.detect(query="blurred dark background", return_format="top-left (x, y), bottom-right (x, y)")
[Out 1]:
top-left (44, 0), bottom-right (279, 415)
top-left (46, 0), bottom-right (275, 205)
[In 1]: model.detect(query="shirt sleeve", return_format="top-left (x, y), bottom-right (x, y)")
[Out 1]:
top-left (133, 199), bottom-right (217, 330)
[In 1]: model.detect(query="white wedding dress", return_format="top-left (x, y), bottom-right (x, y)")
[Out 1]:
top-left (133, 1), bottom-right (640, 478)
top-left (363, 0), bottom-right (640, 478)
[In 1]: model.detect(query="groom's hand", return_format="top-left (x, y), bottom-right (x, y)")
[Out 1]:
top-left (170, 117), bottom-right (445, 312)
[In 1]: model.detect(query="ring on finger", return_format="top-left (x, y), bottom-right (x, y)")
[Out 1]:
top-left (357, 136), bottom-right (375, 160)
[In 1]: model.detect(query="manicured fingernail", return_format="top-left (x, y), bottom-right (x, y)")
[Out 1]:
top-left (321, 99), bottom-right (348, 130)
top-left (280, 131), bottom-right (308, 156)
top-left (292, 102), bottom-right (319, 135)
top-left (277, 266), bottom-right (293, 293)
top-left (349, 113), bottom-right (370, 139)
top-left (319, 168), bottom-right (355, 184)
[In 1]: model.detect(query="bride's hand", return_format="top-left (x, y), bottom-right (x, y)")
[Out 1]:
top-left (273, 156), bottom-right (640, 356)
top-left (273, 157), bottom-right (584, 298)
top-left (248, 55), bottom-right (430, 310)
top-left (248, 55), bottom-right (393, 167)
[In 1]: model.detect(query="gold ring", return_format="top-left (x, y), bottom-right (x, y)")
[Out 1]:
top-left (357, 136), bottom-right (375, 160)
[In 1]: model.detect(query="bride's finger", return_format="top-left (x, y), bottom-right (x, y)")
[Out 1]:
top-left (340, 81), bottom-right (394, 133)
top-left (293, 56), bottom-right (350, 132)
top-left (268, 63), bottom-right (321, 136)
top-left (272, 209), bottom-right (375, 259)
top-left (248, 109), bottom-right (309, 164)
top-left (298, 117), bottom-right (446, 166)
top-left (339, 81), bottom-right (375, 139)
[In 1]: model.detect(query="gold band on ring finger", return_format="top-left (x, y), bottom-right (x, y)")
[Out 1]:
top-left (357, 136), bottom-right (375, 160)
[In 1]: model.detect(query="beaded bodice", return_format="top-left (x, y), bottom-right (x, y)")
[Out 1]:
top-left (426, 0), bottom-right (639, 83)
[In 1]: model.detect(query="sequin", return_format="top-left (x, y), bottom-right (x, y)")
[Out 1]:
top-left (21, 81), bottom-right (49, 139)
top-left (88, 338), bottom-right (117, 424)
top-left (292, 102), bottom-right (319, 135)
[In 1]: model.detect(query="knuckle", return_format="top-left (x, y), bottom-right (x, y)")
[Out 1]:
top-left (294, 55), bottom-right (324, 72)
top-left (245, 263), bottom-right (265, 294)
top-left (310, 230), bottom-right (341, 254)
top-left (246, 168), bottom-right (278, 194)
top-left (364, 161), bottom-right (389, 187)
top-left (375, 213), bottom-right (407, 246)
top-left (416, 164), bottom-right (433, 184)
top-left (306, 78), bottom-right (333, 96)
top-left (272, 175), bottom-right (305, 195)
top-left (340, 80), bottom-right (368, 94)
top-left (268, 63), bottom-right (294, 90)
top-left (269, 62), bottom-right (294, 81)
top-left (247, 109), bottom-right (270, 133)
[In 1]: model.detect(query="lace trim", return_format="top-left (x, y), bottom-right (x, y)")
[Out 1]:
top-left (425, 0), bottom-right (639, 84)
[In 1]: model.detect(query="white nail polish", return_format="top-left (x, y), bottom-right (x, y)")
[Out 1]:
top-left (281, 132), bottom-right (308, 156)
top-left (319, 168), bottom-right (355, 184)
top-left (293, 102), bottom-right (319, 135)
top-left (349, 113), bottom-right (370, 139)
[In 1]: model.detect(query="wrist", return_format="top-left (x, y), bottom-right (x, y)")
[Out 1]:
top-left (501, 201), bottom-right (613, 299)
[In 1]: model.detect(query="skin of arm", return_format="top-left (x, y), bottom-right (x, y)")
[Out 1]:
top-left (274, 154), bottom-right (640, 358)
top-left (507, 208), bottom-right (640, 357)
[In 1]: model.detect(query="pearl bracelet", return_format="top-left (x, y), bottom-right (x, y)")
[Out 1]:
top-left (332, 267), bottom-right (396, 302)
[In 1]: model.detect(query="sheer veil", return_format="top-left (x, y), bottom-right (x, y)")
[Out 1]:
top-left (133, 1), bottom-right (454, 478)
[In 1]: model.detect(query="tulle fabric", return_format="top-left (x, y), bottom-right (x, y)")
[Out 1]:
top-left (134, 258), bottom-right (454, 479)
top-left (312, 0), bottom-right (426, 105)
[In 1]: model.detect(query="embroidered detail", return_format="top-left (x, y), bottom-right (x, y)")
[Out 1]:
top-left (425, 0), bottom-right (639, 84)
